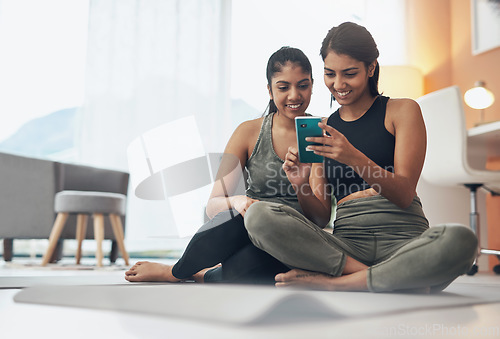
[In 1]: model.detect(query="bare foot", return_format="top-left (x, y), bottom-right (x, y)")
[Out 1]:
top-left (275, 268), bottom-right (368, 291)
top-left (125, 261), bottom-right (182, 283)
top-left (191, 264), bottom-right (222, 283)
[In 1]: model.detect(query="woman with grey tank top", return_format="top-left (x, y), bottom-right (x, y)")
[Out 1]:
top-left (125, 46), bottom-right (317, 284)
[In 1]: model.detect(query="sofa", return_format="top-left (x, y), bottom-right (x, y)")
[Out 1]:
top-left (0, 151), bottom-right (130, 262)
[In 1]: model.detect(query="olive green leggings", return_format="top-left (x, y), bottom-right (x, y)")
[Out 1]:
top-left (244, 195), bottom-right (478, 292)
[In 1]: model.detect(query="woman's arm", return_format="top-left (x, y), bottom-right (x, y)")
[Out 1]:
top-left (205, 120), bottom-right (260, 219)
top-left (283, 147), bottom-right (332, 227)
top-left (304, 162), bottom-right (332, 227)
top-left (382, 99), bottom-right (426, 207)
top-left (311, 99), bottom-right (426, 209)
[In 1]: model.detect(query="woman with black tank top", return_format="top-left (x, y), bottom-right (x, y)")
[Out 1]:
top-left (125, 47), bottom-right (314, 284)
top-left (245, 22), bottom-right (478, 293)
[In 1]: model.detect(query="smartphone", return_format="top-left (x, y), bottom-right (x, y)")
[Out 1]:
top-left (295, 116), bottom-right (324, 163)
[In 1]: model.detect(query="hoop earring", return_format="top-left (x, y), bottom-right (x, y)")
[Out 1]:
top-left (330, 94), bottom-right (334, 108)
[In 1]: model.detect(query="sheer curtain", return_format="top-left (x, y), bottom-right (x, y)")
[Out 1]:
top-left (76, 0), bottom-right (231, 250)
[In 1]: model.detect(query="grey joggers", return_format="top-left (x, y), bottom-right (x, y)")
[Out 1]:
top-left (244, 196), bottom-right (477, 293)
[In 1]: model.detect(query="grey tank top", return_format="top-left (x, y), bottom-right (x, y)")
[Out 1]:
top-left (245, 113), bottom-right (302, 214)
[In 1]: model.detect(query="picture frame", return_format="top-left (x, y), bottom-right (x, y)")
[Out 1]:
top-left (471, 0), bottom-right (500, 55)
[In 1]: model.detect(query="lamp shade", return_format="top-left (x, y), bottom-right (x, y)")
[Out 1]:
top-left (379, 65), bottom-right (424, 100)
top-left (464, 81), bottom-right (495, 109)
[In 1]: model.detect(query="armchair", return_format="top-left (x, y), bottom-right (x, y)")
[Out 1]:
top-left (0, 152), bottom-right (129, 262)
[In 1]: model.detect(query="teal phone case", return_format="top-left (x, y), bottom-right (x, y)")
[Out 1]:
top-left (295, 116), bottom-right (324, 163)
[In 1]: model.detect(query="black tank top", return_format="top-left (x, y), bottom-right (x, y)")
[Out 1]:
top-left (325, 96), bottom-right (395, 201)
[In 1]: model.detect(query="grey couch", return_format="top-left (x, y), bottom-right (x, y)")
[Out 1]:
top-left (0, 151), bottom-right (129, 262)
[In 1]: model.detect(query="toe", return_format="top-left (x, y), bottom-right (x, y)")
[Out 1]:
top-left (125, 275), bottom-right (141, 282)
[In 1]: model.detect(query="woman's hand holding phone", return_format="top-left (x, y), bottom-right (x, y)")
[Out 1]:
top-left (283, 146), bottom-right (312, 192)
top-left (308, 122), bottom-right (359, 165)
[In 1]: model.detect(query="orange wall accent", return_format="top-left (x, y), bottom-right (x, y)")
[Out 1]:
top-left (486, 157), bottom-right (500, 270)
top-left (408, 0), bottom-right (500, 271)
top-left (407, 0), bottom-right (452, 93)
top-left (408, 0), bottom-right (500, 123)
top-left (486, 196), bottom-right (500, 270)
top-left (451, 0), bottom-right (500, 128)
top-left (451, 0), bottom-right (500, 271)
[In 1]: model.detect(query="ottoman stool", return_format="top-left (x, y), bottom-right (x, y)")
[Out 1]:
top-left (41, 190), bottom-right (130, 267)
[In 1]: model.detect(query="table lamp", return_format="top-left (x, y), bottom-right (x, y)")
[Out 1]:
top-left (464, 81), bottom-right (495, 125)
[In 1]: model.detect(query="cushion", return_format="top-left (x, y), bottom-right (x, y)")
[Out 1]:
top-left (55, 190), bottom-right (126, 215)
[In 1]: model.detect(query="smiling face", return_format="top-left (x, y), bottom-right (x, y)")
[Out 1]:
top-left (268, 62), bottom-right (312, 119)
top-left (323, 51), bottom-right (376, 107)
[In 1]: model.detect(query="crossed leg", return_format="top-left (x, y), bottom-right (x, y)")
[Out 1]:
top-left (125, 209), bottom-right (286, 284)
top-left (273, 225), bottom-right (477, 293)
top-left (245, 202), bottom-right (477, 293)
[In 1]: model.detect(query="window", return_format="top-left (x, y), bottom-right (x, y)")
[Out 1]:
top-left (0, 0), bottom-right (89, 161)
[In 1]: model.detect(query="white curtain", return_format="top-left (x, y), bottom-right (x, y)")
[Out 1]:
top-left (77, 0), bottom-right (231, 170)
top-left (76, 0), bottom-right (232, 249)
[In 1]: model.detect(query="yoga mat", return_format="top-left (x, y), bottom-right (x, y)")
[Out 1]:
top-left (0, 274), bottom-right (130, 289)
top-left (14, 282), bottom-right (500, 325)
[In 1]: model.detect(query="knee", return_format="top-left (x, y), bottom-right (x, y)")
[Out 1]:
top-left (244, 201), bottom-right (275, 238)
top-left (245, 201), bottom-right (297, 244)
top-left (437, 224), bottom-right (478, 264)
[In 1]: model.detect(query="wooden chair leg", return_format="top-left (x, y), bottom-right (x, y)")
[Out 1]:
top-left (50, 240), bottom-right (64, 263)
top-left (109, 214), bottom-right (129, 265)
top-left (109, 241), bottom-right (118, 264)
top-left (42, 213), bottom-right (69, 266)
top-left (75, 214), bottom-right (88, 265)
top-left (3, 239), bottom-right (13, 262)
top-left (93, 213), bottom-right (105, 267)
